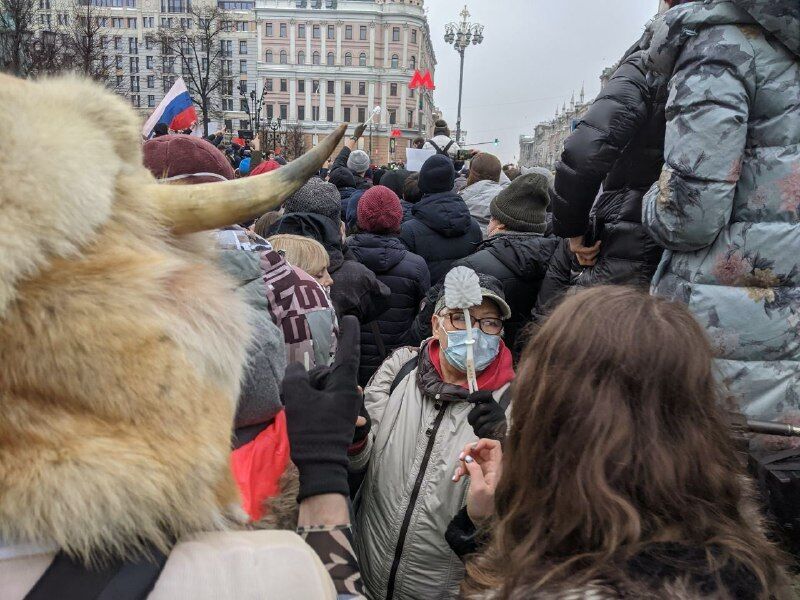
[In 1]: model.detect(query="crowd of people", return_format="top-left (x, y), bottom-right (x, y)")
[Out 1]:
top-left (0, 0), bottom-right (798, 598)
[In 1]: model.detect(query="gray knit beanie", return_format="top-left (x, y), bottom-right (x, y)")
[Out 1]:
top-left (284, 177), bottom-right (342, 225)
top-left (347, 149), bottom-right (370, 174)
top-left (490, 173), bottom-right (549, 233)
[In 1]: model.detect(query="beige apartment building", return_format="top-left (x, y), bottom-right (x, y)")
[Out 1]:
top-left (254, 0), bottom-right (437, 164)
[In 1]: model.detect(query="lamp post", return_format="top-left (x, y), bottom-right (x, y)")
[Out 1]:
top-left (240, 80), bottom-right (269, 145)
top-left (266, 116), bottom-right (283, 152)
top-left (444, 6), bottom-right (484, 145)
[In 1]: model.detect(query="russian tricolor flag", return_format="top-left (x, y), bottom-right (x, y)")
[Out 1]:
top-left (141, 77), bottom-right (198, 138)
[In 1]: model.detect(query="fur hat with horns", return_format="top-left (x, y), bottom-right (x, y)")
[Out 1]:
top-left (0, 74), bottom-right (344, 564)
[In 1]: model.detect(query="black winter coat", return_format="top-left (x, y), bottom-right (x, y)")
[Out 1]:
top-left (349, 233), bottom-right (430, 385)
top-left (398, 191), bottom-right (482, 285)
top-left (456, 233), bottom-right (558, 357)
top-left (330, 146), bottom-right (372, 190)
top-left (553, 35), bottom-right (667, 296)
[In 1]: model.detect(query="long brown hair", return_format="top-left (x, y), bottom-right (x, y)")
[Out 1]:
top-left (463, 287), bottom-right (786, 598)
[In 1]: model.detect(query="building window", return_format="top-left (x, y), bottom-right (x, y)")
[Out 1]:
top-left (265, 50), bottom-right (273, 63)
top-left (146, 55), bottom-right (154, 69)
top-left (408, 109), bottom-right (414, 128)
top-left (358, 107), bottom-right (366, 122)
top-left (312, 25), bottom-right (320, 39)
top-left (327, 24), bottom-right (334, 40)
top-left (390, 83), bottom-right (397, 96)
top-left (312, 106), bottom-right (319, 121)
top-left (298, 79), bottom-right (305, 93)
top-left (359, 25), bottom-right (366, 40)
top-left (344, 107), bottom-right (351, 122)
top-left (280, 50), bottom-right (287, 64)
top-left (265, 79), bottom-right (273, 91)
top-left (312, 79), bottom-right (319, 93)
top-left (239, 40), bottom-right (247, 54)
top-left (326, 52), bottom-right (334, 66)
top-left (345, 25), bottom-right (352, 40)
top-left (312, 51), bottom-right (320, 65)
top-left (128, 37), bottom-right (138, 55)
top-left (327, 80), bottom-right (334, 94)
top-left (143, 16), bottom-right (153, 28)
top-left (131, 95), bottom-right (140, 107)
top-left (114, 36), bottom-right (122, 50)
top-left (409, 55), bottom-right (416, 70)
top-left (129, 56), bottom-right (139, 72)
top-left (391, 54), bottom-right (399, 69)
top-left (145, 36), bottom-right (154, 50)
top-left (148, 95), bottom-right (155, 107)
top-left (389, 109), bottom-right (396, 125)
top-left (358, 81), bottom-right (365, 95)
top-left (280, 78), bottom-right (287, 92)
top-left (240, 119), bottom-right (250, 130)
top-left (115, 55), bottom-right (123, 69)
top-left (279, 23), bottom-right (287, 37)
top-left (266, 104), bottom-right (273, 118)
top-left (224, 118), bottom-right (233, 130)
top-left (239, 59), bottom-right (247, 73)
top-left (127, 17), bottom-right (136, 27)
top-left (359, 52), bottom-right (366, 67)
top-left (344, 81), bottom-right (351, 95)
top-left (344, 52), bottom-right (352, 66)
top-left (298, 24), bottom-right (305, 38)
top-left (392, 27), bottom-right (400, 42)
top-left (298, 50), bottom-right (305, 64)
top-left (265, 22), bottom-right (273, 36)
top-left (280, 104), bottom-right (288, 119)
top-left (298, 105), bottom-right (305, 121)
top-left (411, 29), bottom-right (417, 44)
top-left (322, 106), bottom-right (331, 122)
top-left (130, 76), bottom-right (140, 91)
top-left (147, 75), bottom-right (154, 87)
top-left (240, 98), bottom-right (248, 112)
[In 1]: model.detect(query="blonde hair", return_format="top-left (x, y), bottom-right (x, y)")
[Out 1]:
top-left (267, 234), bottom-right (329, 276)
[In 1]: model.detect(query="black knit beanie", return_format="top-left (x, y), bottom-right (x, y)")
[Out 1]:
top-left (419, 154), bottom-right (455, 194)
top-left (490, 173), bottom-right (550, 233)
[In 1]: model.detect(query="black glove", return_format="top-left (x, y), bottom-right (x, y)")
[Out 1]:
top-left (282, 315), bottom-right (362, 501)
top-left (308, 366), bottom-right (370, 448)
top-left (467, 391), bottom-right (507, 442)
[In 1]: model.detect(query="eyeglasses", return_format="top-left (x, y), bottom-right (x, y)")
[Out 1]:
top-left (445, 312), bottom-right (503, 335)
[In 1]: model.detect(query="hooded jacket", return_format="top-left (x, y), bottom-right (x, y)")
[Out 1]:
top-left (330, 145), bottom-right (372, 190)
top-left (272, 212), bottom-right (391, 324)
top-left (552, 28), bottom-right (668, 297)
top-left (352, 342), bottom-right (513, 600)
top-left (348, 233), bottom-right (431, 385)
top-left (460, 178), bottom-right (509, 236)
top-left (642, 0), bottom-right (800, 422)
top-left (399, 191), bottom-right (483, 285)
top-left (456, 232), bottom-right (559, 357)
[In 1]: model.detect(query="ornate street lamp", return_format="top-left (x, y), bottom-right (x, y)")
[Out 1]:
top-left (444, 5), bottom-right (484, 144)
top-left (266, 115), bottom-right (283, 152)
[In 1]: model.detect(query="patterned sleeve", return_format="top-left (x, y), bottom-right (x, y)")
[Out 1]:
top-left (297, 524), bottom-right (365, 599)
top-left (643, 24), bottom-right (755, 252)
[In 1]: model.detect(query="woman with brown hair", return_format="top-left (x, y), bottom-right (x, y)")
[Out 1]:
top-left (452, 286), bottom-right (789, 599)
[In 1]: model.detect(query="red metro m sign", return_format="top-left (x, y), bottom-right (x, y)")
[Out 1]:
top-left (409, 70), bottom-right (435, 91)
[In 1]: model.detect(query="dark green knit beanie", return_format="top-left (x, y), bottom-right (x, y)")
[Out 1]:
top-left (489, 172), bottom-right (550, 233)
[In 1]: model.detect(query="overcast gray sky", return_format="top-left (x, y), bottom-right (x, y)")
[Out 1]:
top-left (425, 0), bottom-right (659, 163)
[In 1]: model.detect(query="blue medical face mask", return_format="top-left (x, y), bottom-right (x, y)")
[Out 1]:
top-left (438, 318), bottom-right (501, 373)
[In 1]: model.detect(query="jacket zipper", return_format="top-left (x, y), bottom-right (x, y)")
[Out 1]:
top-left (385, 402), bottom-right (447, 600)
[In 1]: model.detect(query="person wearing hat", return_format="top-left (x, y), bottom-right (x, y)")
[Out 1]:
top-left (328, 122), bottom-right (373, 190)
top-left (348, 185), bottom-right (430, 385)
top-left (423, 118), bottom-right (461, 159)
top-left (455, 172), bottom-right (559, 357)
top-left (274, 177), bottom-right (390, 325)
top-left (350, 267), bottom-right (514, 600)
top-left (399, 154), bottom-right (482, 285)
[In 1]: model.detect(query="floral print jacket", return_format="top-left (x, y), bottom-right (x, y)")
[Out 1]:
top-left (642, 0), bottom-right (800, 421)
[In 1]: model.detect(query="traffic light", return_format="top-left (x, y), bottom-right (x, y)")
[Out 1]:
top-left (493, 138), bottom-right (499, 146)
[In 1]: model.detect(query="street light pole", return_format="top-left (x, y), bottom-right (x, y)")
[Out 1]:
top-left (444, 5), bottom-right (484, 146)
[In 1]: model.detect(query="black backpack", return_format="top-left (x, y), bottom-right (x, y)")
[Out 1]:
top-left (427, 139), bottom-right (455, 157)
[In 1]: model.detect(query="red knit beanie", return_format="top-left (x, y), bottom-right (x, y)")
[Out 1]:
top-left (143, 134), bottom-right (233, 184)
top-left (251, 159), bottom-right (281, 176)
top-left (357, 185), bottom-right (403, 234)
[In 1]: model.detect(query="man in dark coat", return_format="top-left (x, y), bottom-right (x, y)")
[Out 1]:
top-left (328, 123), bottom-right (373, 191)
top-left (456, 173), bottom-right (558, 357)
top-left (349, 185), bottom-right (430, 385)
top-left (329, 168), bottom-right (359, 221)
top-left (274, 178), bottom-right (390, 324)
top-left (399, 155), bottom-right (482, 285)
top-left (548, 27), bottom-right (668, 309)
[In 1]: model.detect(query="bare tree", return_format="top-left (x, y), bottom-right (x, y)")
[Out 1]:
top-left (283, 122), bottom-right (306, 161)
top-left (157, 5), bottom-right (227, 136)
top-left (0, 0), bottom-right (37, 75)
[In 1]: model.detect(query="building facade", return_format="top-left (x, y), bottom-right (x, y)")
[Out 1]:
top-left (254, 0), bottom-right (437, 164)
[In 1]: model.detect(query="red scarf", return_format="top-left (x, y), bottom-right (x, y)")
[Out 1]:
top-left (429, 338), bottom-right (515, 391)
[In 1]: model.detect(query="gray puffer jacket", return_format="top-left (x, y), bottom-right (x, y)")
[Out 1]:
top-left (642, 0), bottom-right (800, 422)
top-left (460, 178), bottom-right (509, 237)
top-left (352, 344), bottom-right (512, 600)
